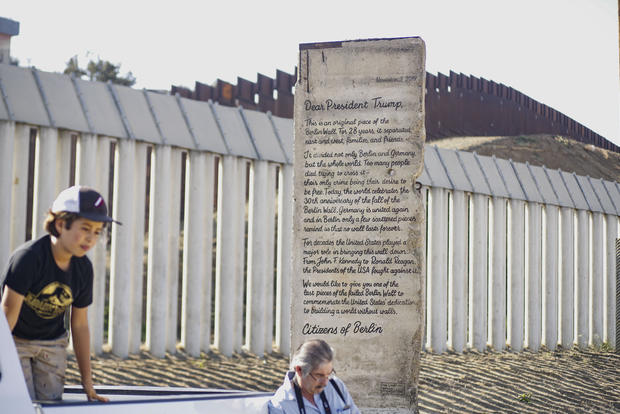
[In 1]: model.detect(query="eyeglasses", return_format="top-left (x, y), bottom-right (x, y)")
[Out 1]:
top-left (308, 369), bottom-right (336, 382)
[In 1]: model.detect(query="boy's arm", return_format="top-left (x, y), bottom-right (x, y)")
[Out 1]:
top-left (70, 306), bottom-right (108, 402)
top-left (1, 286), bottom-right (24, 331)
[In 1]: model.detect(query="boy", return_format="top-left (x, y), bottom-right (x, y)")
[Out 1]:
top-left (1, 185), bottom-right (120, 402)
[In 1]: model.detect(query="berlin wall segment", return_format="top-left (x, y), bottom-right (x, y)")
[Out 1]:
top-left (292, 38), bottom-right (426, 413)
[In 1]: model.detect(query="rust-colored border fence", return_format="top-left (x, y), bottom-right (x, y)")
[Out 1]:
top-left (425, 71), bottom-right (618, 152)
top-left (172, 70), bottom-right (296, 119)
top-left (173, 70), bottom-right (619, 153)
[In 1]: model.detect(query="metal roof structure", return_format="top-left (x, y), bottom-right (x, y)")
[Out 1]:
top-left (0, 65), bottom-right (618, 215)
top-left (419, 145), bottom-right (620, 215)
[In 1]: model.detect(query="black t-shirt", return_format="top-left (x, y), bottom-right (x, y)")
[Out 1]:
top-left (2, 235), bottom-right (94, 340)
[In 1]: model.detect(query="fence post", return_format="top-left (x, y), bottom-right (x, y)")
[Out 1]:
top-left (215, 154), bottom-right (239, 357)
top-left (449, 190), bottom-right (468, 352)
top-left (0, 121), bottom-right (15, 265)
top-left (508, 199), bottom-right (525, 351)
top-left (146, 144), bottom-right (172, 358)
top-left (560, 207), bottom-right (575, 348)
top-left (76, 132), bottom-right (105, 354)
top-left (264, 164), bottom-right (278, 354)
top-left (421, 186), bottom-right (428, 351)
top-left (576, 209), bottom-right (590, 348)
top-left (234, 158), bottom-right (247, 353)
top-left (590, 212), bottom-right (604, 347)
top-left (56, 131), bottom-right (73, 194)
top-left (109, 138), bottom-right (135, 358)
top-left (10, 124), bottom-right (30, 252)
top-left (201, 154), bottom-right (215, 352)
top-left (166, 148), bottom-right (183, 353)
top-left (469, 193), bottom-right (488, 351)
top-left (32, 127), bottom-right (58, 239)
top-left (182, 150), bottom-right (209, 357)
top-left (490, 196), bottom-right (507, 351)
top-left (75, 133), bottom-right (97, 185)
top-left (246, 159), bottom-right (268, 356)
top-left (93, 137), bottom-right (111, 355)
top-left (616, 237), bottom-right (620, 352)
top-left (129, 142), bottom-right (148, 354)
top-left (605, 216), bottom-right (618, 348)
top-left (543, 205), bottom-right (559, 350)
top-left (526, 202), bottom-right (542, 351)
top-left (276, 164), bottom-right (293, 355)
top-left (428, 186), bottom-right (448, 353)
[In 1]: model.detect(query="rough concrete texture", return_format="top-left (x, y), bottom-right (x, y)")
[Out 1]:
top-left (292, 37), bottom-right (426, 413)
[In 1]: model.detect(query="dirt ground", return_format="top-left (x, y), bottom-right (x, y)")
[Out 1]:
top-left (66, 345), bottom-right (620, 413)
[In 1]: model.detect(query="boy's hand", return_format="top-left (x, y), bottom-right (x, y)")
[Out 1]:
top-left (72, 307), bottom-right (109, 403)
top-left (84, 385), bottom-right (109, 402)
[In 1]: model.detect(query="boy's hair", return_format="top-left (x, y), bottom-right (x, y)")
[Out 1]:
top-left (43, 210), bottom-right (81, 237)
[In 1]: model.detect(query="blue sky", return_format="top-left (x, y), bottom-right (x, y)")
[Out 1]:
top-left (3, 0), bottom-right (619, 145)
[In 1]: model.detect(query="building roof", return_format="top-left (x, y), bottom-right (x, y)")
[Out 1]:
top-left (0, 17), bottom-right (19, 36)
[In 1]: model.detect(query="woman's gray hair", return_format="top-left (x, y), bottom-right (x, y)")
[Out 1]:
top-left (290, 339), bottom-right (334, 377)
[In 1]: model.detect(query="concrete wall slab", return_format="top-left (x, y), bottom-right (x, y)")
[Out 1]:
top-left (476, 154), bottom-right (510, 198)
top-left (512, 162), bottom-right (543, 203)
top-left (424, 145), bottom-right (452, 189)
top-left (602, 181), bottom-right (620, 215)
top-left (435, 147), bottom-right (473, 192)
top-left (559, 172), bottom-right (589, 210)
top-left (36, 70), bottom-right (89, 132)
top-left (575, 175), bottom-right (602, 213)
top-left (493, 158), bottom-right (526, 200)
top-left (0, 65), bottom-right (48, 125)
top-left (529, 165), bottom-right (558, 205)
top-left (211, 103), bottom-right (256, 159)
top-left (271, 115), bottom-right (293, 163)
top-left (241, 108), bottom-right (286, 163)
top-left (177, 97), bottom-right (228, 154)
top-left (589, 178), bottom-right (616, 215)
top-left (544, 169), bottom-right (574, 208)
top-left (146, 91), bottom-right (194, 149)
top-left (458, 151), bottom-right (491, 195)
top-left (73, 78), bottom-right (127, 138)
top-left (112, 84), bottom-right (161, 144)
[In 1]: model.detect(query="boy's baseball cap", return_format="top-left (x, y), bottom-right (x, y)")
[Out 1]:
top-left (52, 185), bottom-right (121, 224)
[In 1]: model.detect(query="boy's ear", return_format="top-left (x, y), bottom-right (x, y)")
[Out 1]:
top-left (55, 218), bottom-right (65, 235)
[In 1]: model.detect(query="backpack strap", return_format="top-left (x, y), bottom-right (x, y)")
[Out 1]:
top-left (329, 378), bottom-right (346, 403)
